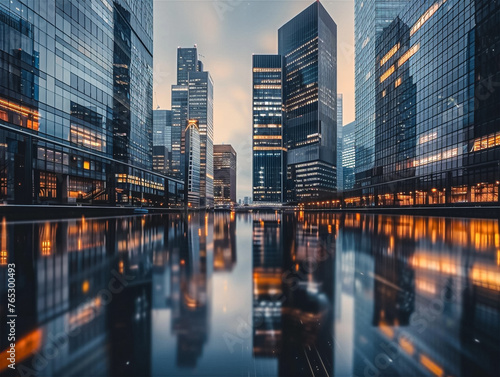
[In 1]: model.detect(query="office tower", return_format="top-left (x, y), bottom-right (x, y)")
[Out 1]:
top-left (153, 146), bottom-right (171, 176)
top-left (172, 46), bottom-right (214, 207)
top-left (153, 110), bottom-right (172, 175)
top-left (112, 1), bottom-right (154, 170)
top-left (279, 1), bottom-right (337, 201)
top-left (344, 0), bottom-right (500, 207)
top-left (188, 71), bottom-right (214, 208)
top-left (252, 55), bottom-right (284, 203)
top-left (182, 120), bottom-right (201, 208)
top-left (177, 47), bottom-right (199, 85)
top-left (0, 0), bottom-right (184, 206)
top-left (153, 110), bottom-right (172, 149)
top-left (337, 94), bottom-right (344, 191)
top-left (355, 0), bottom-right (409, 190)
top-left (171, 85), bottom-right (189, 178)
top-left (342, 121), bottom-right (356, 191)
top-left (171, 47), bottom-right (199, 180)
top-left (214, 144), bottom-right (237, 205)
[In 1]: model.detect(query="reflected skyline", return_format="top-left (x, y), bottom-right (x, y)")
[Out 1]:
top-left (0, 213), bottom-right (499, 376)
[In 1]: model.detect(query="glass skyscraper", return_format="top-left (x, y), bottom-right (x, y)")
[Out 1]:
top-left (279, 1), bottom-right (338, 201)
top-left (152, 110), bottom-right (172, 175)
top-left (252, 54), bottom-right (284, 203)
top-left (214, 144), bottom-right (237, 205)
top-left (188, 71), bottom-right (214, 208)
top-left (183, 120), bottom-right (201, 208)
top-left (0, 0), bottom-right (184, 206)
top-left (171, 47), bottom-right (214, 208)
top-left (153, 110), bottom-right (172, 149)
top-left (354, 0), bottom-right (409, 188)
top-left (171, 84), bottom-right (189, 178)
top-left (342, 121), bottom-right (356, 191)
top-left (337, 94), bottom-right (344, 192)
top-left (342, 0), bottom-right (500, 207)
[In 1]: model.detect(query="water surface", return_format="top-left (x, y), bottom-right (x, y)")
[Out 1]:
top-left (0, 212), bottom-right (499, 377)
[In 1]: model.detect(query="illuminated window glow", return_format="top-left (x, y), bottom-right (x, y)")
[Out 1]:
top-left (380, 65), bottom-right (395, 83)
top-left (398, 43), bottom-right (420, 67)
top-left (380, 43), bottom-right (400, 66)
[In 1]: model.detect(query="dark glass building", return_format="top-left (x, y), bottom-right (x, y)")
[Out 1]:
top-left (342, 121), bottom-right (356, 191)
top-left (0, 0), bottom-right (183, 207)
top-left (252, 54), bottom-right (284, 203)
top-left (171, 84), bottom-right (189, 179)
top-left (337, 94), bottom-right (344, 191)
top-left (188, 71), bottom-right (214, 208)
top-left (278, 1), bottom-right (338, 201)
top-left (182, 119), bottom-right (201, 208)
top-left (171, 47), bottom-right (214, 208)
top-left (354, 0), bottom-right (410, 188)
top-left (343, 0), bottom-right (500, 207)
top-left (214, 144), bottom-right (236, 205)
top-left (153, 110), bottom-right (172, 175)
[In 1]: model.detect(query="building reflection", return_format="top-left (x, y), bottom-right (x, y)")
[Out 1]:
top-left (213, 212), bottom-right (236, 272)
top-left (252, 212), bottom-right (335, 377)
top-left (0, 215), bottom-right (171, 377)
top-left (342, 214), bottom-right (500, 377)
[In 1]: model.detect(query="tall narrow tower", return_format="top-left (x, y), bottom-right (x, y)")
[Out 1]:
top-left (279, 2), bottom-right (338, 201)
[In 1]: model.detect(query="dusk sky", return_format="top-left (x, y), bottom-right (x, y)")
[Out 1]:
top-left (153, 0), bottom-right (355, 199)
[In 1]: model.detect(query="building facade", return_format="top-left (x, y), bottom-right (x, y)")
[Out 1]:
top-left (188, 71), bottom-right (214, 208)
top-left (214, 144), bottom-right (237, 205)
top-left (182, 120), bottom-right (201, 208)
top-left (354, 0), bottom-right (409, 188)
top-left (337, 94), bottom-right (344, 191)
top-left (279, 1), bottom-right (338, 201)
top-left (0, 0), bottom-right (183, 207)
top-left (153, 110), bottom-right (172, 175)
top-left (342, 121), bottom-right (356, 191)
top-left (342, 0), bottom-right (500, 207)
top-left (252, 54), bottom-right (284, 203)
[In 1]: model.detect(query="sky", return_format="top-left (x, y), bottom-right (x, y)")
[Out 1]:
top-left (153, 0), bottom-right (355, 199)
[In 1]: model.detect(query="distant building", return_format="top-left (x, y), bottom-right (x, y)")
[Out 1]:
top-left (153, 110), bottom-right (172, 175)
top-left (337, 94), bottom-right (344, 191)
top-left (188, 71), bottom-right (214, 208)
top-left (279, 2), bottom-right (338, 201)
top-left (171, 46), bottom-right (214, 207)
top-left (153, 146), bottom-right (171, 176)
top-left (214, 145), bottom-right (237, 205)
top-left (182, 120), bottom-right (201, 208)
top-left (252, 55), bottom-right (284, 203)
top-left (342, 121), bottom-right (356, 191)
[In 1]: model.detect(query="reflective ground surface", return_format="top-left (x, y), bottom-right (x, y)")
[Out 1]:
top-left (0, 212), bottom-right (499, 377)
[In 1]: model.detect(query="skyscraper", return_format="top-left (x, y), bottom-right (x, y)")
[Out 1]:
top-left (214, 144), bottom-right (237, 205)
top-left (279, 1), bottom-right (338, 201)
top-left (172, 47), bottom-right (214, 208)
top-left (112, 0), bottom-right (154, 170)
top-left (177, 47), bottom-right (199, 85)
top-left (343, 0), bottom-right (500, 207)
top-left (354, 0), bottom-right (409, 189)
top-left (188, 71), bottom-right (214, 208)
top-left (153, 110), bottom-right (172, 149)
top-left (171, 85), bottom-right (189, 178)
top-left (0, 0), bottom-right (184, 206)
top-left (183, 120), bottom-right (201, 208)
top-left (337, 94), bottom-right (344, 191)
top-left (342, 121), bottom-right (356, 191)
top-left (252, 55), bottom-right (284, 203)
